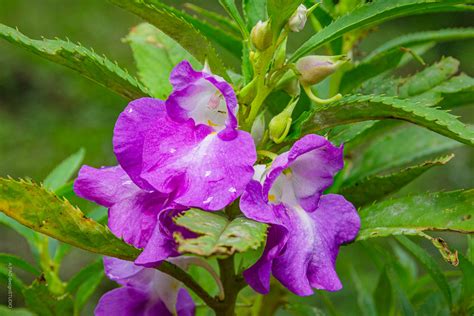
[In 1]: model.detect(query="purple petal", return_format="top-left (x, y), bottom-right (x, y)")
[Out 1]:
top-left (271, 194), bottom-right (359, 295)
top-left (166, 61), bottom-right (238, 132)
top-left (94, 287), bottom-right (171, 316)
top-left (113, 98), bottom-right (166, 189)
top-left (176, 288), bottom-right (196, 316)
top-left (142, 122), bottom-right (256, 210)
top-left (243, 225), bottom-right (288, 294)
top-left (263, 134), bottom-right (343, 212)
top-left (74, 165), bottom-right (168, 248)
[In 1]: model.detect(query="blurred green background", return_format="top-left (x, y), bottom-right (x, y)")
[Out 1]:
top-left (0, 1), bottom-right (473, 315)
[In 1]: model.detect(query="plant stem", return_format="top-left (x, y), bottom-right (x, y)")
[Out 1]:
top-left (214, 256), bottom-right (247, 315)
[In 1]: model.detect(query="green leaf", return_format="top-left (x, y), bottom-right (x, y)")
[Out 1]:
top-left (23, 278), bottom-right (74, 316)
top-left (0, 266), bottom-right (25, 292)
top-left (0, 212), bottom-right (40, 253)
top-left (327, 121), bottom-right (377, 146)
top-left (243, 0), bottom-right (267, 30)
top-left (396, 236), bottom-right (452, 306)
top-left (290, 0), bottom-right (468, 62)
top-left (0, 23), bottom-right (147, 100)
top-left (66, 259), bottom-right (103, 293)
top-left (357, 190), bottom-right (474, 241)
top-left (73, 262), bottom-right (104, 314)
top-left (125, 23), bottom-right (201, 99)
top-left (0, 306), bottom-right (34, 316)
top-left (184, 3), bottom-right (241, 36)
top-left (350, 266), bottom-right (377, 316)
top-left (398, 57), bottom-right (459, 98)
top-left (174, 209), bottom-right (268, 257)
top-left (366, 28), bottom-right (474, 60)
top-left (267, 0), bottom-right (303, 35)
top-left (43, 148), bottom-right (85, 192)
top-left (0, 178), bottom-right (140, 261)
top-left (108, 0), bottom-right (229, 76)
top-left (0, 253), bottom-right (40, 276)
top-left (219, 0), bottom-right (249, 38)
top-left (291, 94), bottom-right (474, 146)
top-left (340, 154), bottom-right (454, 207)
top-left (457, 255), bottom-right (474, 313)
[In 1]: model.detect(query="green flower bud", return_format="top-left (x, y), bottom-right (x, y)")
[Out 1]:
top-left (295, 55), bottom-right (348, 86)
top-left (288, 4), bottom-right (307, 32)
top-left (250, 20), bottom-right (272, 51)
top-left (269, 98), bottom-right (298, 144)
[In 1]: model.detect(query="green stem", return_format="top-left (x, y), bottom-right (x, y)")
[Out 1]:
top-left (38, 236), bottom-right (64, 295)
top-left (214, 256), bottom-right (246, 316)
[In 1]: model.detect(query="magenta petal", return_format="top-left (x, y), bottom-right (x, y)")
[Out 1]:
top-left (142, 123), bottom-right (256, 210)
top-left (113, 98), bottom-right (166, 189)
top-left (166, 61), bottom-right (238, 131)
top-left (272, 194), bottom-right (359, 295)
top-left (94, 287), bottom-right (171, 316)
top-left (74, 165), bottom-right (167, 248)
top-left (263, 134), bottom-right (343, 212)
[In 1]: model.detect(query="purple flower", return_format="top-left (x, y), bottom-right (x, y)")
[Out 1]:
top-left (95, 257), bottom-right (195, 316)
top-left (114, 61), bottom-right (256, 211)
top-left (74, 165), bottom-right (182, 266)
top-left (240, 134), bottom-right (360, 295)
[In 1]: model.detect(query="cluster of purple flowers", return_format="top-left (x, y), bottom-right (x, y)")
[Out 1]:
top-left (74, 61), bottom-right (360, 315)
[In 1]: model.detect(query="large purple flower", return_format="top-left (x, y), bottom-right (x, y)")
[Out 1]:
top-left (95, 257), bottom-right (195, 316)
top-left (240, 134), bottom-right (360, 295)
top-left (114, 61), bottom-right (256, 211)
top-left (74, 165), bottom-right (181, 266)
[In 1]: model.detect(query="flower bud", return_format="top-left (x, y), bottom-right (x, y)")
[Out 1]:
top-left (269, 98), bottom-right (298, 144)
top-left (251, 20), bottom-right (272, 51)
top-left (295, 55), bottom-right (348, 86)
top-left (288, 4), bottom-right (307, 32)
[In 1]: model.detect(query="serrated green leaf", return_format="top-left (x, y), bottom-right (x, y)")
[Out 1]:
top-left (0, 24), bottom-right (147, 100)
top-left (357, 190), bottom-right (474, 240)
top-left (108, 0), bottom-right (229, 77)
top-left (23, 278), bottom-right (74, 316)
top-left (243, 0), bottom-right (267, 30)
top-left (396, 236), bottom-right (452, 306)
top-left (267, 0), bottom-right (303, 35)
top-left (0, 253), bottom-right (40, 276)
top-left (174, 209), bottom-right (268, 257)
top-left (290, 0), bottom-right (468, 62)
top-left (0, 178), bottom-right (139, 261)
top-left (125, 23), bottom-right (201, 99)
top-left (366, 27), bottom-right (474, 60)
top-left (43, 148), bottom-right (85, 192)
top-left (291, 94), bottom-right (474, 146)
top-left (327, 121), bottom-right (378, 146)
top-left (341, 154), bottom-right (454, 207)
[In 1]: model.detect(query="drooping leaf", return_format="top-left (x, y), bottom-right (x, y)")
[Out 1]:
top-left (396, 236), bottom-right (452, 306)
top-left (174, 209), bottom-right (268, 257)
top-left (108, 0), bottom-right (229, 76)
top-left (340, 154), bottom-right (454, 207)
top-left (0, 178), bottom-right (139, 261)
top-left (23, 278), bottom-right (74, 316)
top-left (0, 266), bottom-right (25, 292)
top-left (125, 23), bottom-right (201, 99)
top-left (243, 0), bottom-right (267, 30)
top-left (290, 94), bottom-right (474, 146)
top-left (0, 306), bottom-right (34, 316)
top-left (366, 27), bottom-right (474, 60)
top-left (0, 253), bottom-right (40, 276)
top-left (290, 0), bottom-right (469, 62)
top-left (357, 190), bottom-right (474, 240)
top-left (267, 0), bottom-right (303, 35)
top-left (43, 149), bottom-right (85, 192)
top-left (0, 24), bottom-right (147, 100)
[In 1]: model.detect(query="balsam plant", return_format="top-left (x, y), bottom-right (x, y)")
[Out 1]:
top-left (1, 0), bottom-right (474, 315)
